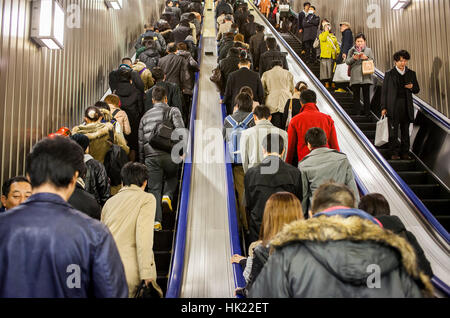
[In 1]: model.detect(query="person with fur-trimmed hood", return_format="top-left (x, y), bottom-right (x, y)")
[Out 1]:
top-left (248, 182), bottom-right (434, 298)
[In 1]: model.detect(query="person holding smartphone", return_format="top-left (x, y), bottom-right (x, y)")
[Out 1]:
top-left (380, 50), bottom-right (420, 160)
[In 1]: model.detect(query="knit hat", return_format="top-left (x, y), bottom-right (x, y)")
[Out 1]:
top-left (71, 133), bottom-right (90, 152)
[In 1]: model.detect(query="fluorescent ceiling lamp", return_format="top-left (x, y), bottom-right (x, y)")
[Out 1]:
top-left (390, 0), bottom-right (411, 10)
top-left (30, 0), bottom-right (65, 49)
top-left (105, 0), bottom-right (123, 9)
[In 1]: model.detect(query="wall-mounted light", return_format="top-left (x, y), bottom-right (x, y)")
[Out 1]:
top-left (390, 0), bottom-right (411, 10)
top-left (30, 0), bottom-right (65, 49)
top-left (105, 0), bottom-right (123, 10)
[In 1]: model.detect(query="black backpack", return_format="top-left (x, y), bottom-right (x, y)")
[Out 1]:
top-left (148, 108), bottom-right (176, 153)
top-left (104, 144), bottom-right (129, 186)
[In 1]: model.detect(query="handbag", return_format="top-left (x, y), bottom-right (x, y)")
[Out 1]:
top-left (148, 108), bottom-right (176, 153)
top-left (374, 115), bottom-right (389, 147)
top-left (134, 280), bottom-right (162, 298)
top-left (362, 59), bottom-right (375, 75)
top-left (285, 98), bottom-right (293, 129)
top-left (333, 63), bottom-right (351, 83)
top-left (210, 67), bottom-right (222, 91)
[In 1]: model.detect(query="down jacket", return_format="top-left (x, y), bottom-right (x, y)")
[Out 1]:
top-left (138, 102), bottom-right (185, 161)
top-left (0, 192), bottom-right (128, 297)
top-left (248, 212), bottom-right (434, 298)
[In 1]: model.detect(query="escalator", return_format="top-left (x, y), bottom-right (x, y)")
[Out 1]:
top-left (280, 31), bottom-right (450, 233)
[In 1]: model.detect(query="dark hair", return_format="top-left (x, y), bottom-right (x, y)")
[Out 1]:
top-left (121, 57), bottom-right (132, 64)
top-left (177, 42), bottom-right (188, 51)
top-left (239, 86), bottom-right (254, 98)
top-left (300, 89), bottom-right (317, 104)
top-left (311, 182), bottom-right (356, 214)
top-left (167, 42), bottom-right (177, 53)
top-left (239, 51), bottom-right (251, 65)
top-left (84, 106), bottom-right (102, 121)
top-left (152, 67), bottom-right (165, 82)
top-left (248, 14), bottom-right (255, 23)
top-left (166, 0), bottom-right (173, 5)
top-left (144, 38), bottom-right (157, 49)
top-left (262, 133), bottom-right (285, 155)
top-left (393, 50), bottom-right (411, 62)
top-left (253, 105), bottom-right (271, 120)
top-left (355, 33), bottom-right (366, 42)
top-left (305, 127), bottom-right (327, 148)
top-left (25, 137), bottom-right (85, 188)
top-left (2, 176), bottom-right (31, 197)
top-left (179, 20), bottom-right (191, 28)
top-left (152, 86), bottom-right (167, 102)
top-left (104, 94), bottom-right (121, 108)
top-left (228, 47), bottom-right (240, 57)
top-left (235, 92), bottom-right (253, 112)
top-left (266, 37), bottom-right (277, 50)
top-left (121, 162), bottom-right (149, 187)
top-left (271, 60), bottom-right (283, 69)
top-left (295, 81), bottom-right (308, 92)
top-left (303, 2), bottom-right (311, 7)
top-left (70, 133), bottom-right (90, 152)
top-left (231, 23), bottom-right (239, 31)
top-left (188, 13), bottom-right (196, 21)
top-left (94, 101), bottom-right (110, 112)
top-left (310, 5), bottom-right (316, 10)
top-left (256, 24), bottom-right (265, 33)
top-left (358, 193), bottom-right (390, 217)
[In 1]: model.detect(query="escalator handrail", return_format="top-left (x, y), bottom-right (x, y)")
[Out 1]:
top-left (286, 8), bottom-right (450, 130)
top-left (250, 3), bottom-right (450, 297)
top-left (251, 3), bottom-right (450, 246)
top-left (166, 35), bottom-right (204, 298)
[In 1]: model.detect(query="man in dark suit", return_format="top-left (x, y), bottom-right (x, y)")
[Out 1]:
top-left (223, 57), bottom-right (264, 115)
top-left (298, 2), bottom-right (311, 51)
top-left (381, 50), bottom-right (420, 160)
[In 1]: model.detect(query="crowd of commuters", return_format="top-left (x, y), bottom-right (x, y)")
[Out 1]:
top-left (0, 0), bottom-right (432, 299)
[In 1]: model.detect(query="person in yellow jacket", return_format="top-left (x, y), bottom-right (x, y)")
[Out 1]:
top-left (319, 22), bottom-right (340, 89)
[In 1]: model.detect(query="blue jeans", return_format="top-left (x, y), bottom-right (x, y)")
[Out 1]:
top-left (145, 154), bottom-right (179, 223)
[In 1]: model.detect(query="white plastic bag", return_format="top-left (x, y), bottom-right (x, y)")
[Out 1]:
top-left (333, 63), bottom-right (351, 83)
top-left (375, 115), bottom-right (389, 147)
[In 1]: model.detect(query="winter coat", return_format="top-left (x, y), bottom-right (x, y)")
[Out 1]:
top-left (259, 0), bottom-right (271, 15)
top-left (109, 65), bottom-right (145, 94)
top-left (0, 192), bottom-right (128, 297)
top-left (222, 110), bottom-right (256, 141)
top-left (218, 36), bottom-right (235, 62)
top-left (109, 104), bottom-right (131, 136)
top-left (72, 122), bottom-right (129, 164)
top-left (242, 22), bottom-right (258, 44)
top-left (261, 66), bottom-right (294, 114)
top-left (234, 9), bottom-right (249, 31)
top-left (115, 80), bottom-right (145, 151)
top-left (102, 185), bottom-right (162, 298)
top-left (346, 46), bottom-right (375, 86)
top-left (298, 11), bottom-right (307, 32)
top-left (248, 213), bottom-right (434, 298)
top-left (145, 81), bottom-right (183, 113)
top-left (247, 244), bottom-right (270, 290)
top-left (381, 67), bottom-right (420, 123)
top-left (135, 30), bottom-right (166, 56)
top-left (223, 67), bottom-right (265, 115)
top-left (215, 0), bottom-right (233, 19)
top-left (138, 48), bottom-right (160, 71)
top-left (249, 32), bottom-right (265, 70)
top-left (138, 102), bottom-right (185, 161)
top-left (240, 119), bottom-right (288, 173)
top-left (219, 49), bottom-right (241, 87)
top-left (132, 62), bottom-right (154, 92)
top-left (259, 50), bottom-right (289, 76)
top-left (377, 215), bottom-right (433, 278)
top-left (84, 154), bottom-right (110, 206)
top-left (217, 20), bottom-right (233, 41)
top-left (339, 28), bottom-right (353, 62)
top-left (177, 50), bottom-right (200, 95)
top-left (69, 180), bottom-right (102, 220)
top-left (286, 103), bottom-right (340, 165)
top-left (173, 25), bottom-right (192, 43)
top-left (188, 0), bottom-right (203, 15)
top-left (302, 13), bottom-right (320, 42)
top-left (299, 147), bottom-right (360, 213)
top-left (158, 53), bottom-right (190, 94)
top-left (244, 156), bottom-right (303, 243)
top-left (319, 30), bottom-right (340, 60)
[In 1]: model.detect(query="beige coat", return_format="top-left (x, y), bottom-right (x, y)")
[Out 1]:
top-left (261, 66), bottom-right (294, 114)
top-left (101, 185), bottom-right (162, 297)
top-left (217, 20), bottom-right (233, 41)
top-left (109, 104), bottom-right (132, 136)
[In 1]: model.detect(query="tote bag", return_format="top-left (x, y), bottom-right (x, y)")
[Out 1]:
top-left (375, 115), bottom-right (389, 147)
top-left (362, 60), bottom-right (375, 75)
top-left (333, 63), bottom-right (351, 83)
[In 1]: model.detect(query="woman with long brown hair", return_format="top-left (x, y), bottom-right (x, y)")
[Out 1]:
top-left (231, 192), bottom-right (303, 296)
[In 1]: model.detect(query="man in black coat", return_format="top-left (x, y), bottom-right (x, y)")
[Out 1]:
top-left (244, 133), bottom-right (303, 244)
top-left (109, 58), bottom-right (145, 94)
top-left (158, 43), bottom-right (190, 94)
top-left (145, 67), bottom-right (184, 113)
top-left (338, 22), bottom-right (354, 64)
top-left (68, 180), bottom-right (102, 220)
top-left (381, 50), bottom-right (420, 160)
top-left (249, 24), bottom-right (265, 72)
top-left (297, 1), bottom-right (310, 40)
top-left (302, 6), bottom-right (320, 63)
top-left (259, 37), bottom-right (289, 76)
top-left (224, 57), bottom-right (264, 115)
top-left (218, 32), bottom-right (236, 62)
top-left (241, 15), bottom-right (258, 44)
top-left (219, 47), bottom-right (241, 91)
top-left (216, 0), bottom-right (233, 19)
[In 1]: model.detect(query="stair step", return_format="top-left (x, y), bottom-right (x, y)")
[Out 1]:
top-left (155, 251), bottom-right (172, 271)
top-left (387, 159), bottom-right (417, 171)
top-left (162, 210), bottom-right (176, 229)
top-left (422, 199), bottom-right (450, 215)
top-left (435, 216), bottom-right (450, 232)
top-left (356, 122), bottom-right (377, 130)
top-left (154, 230), bottom-right (174, 252)
top-left (397, 171), bottom-right (429, 184)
